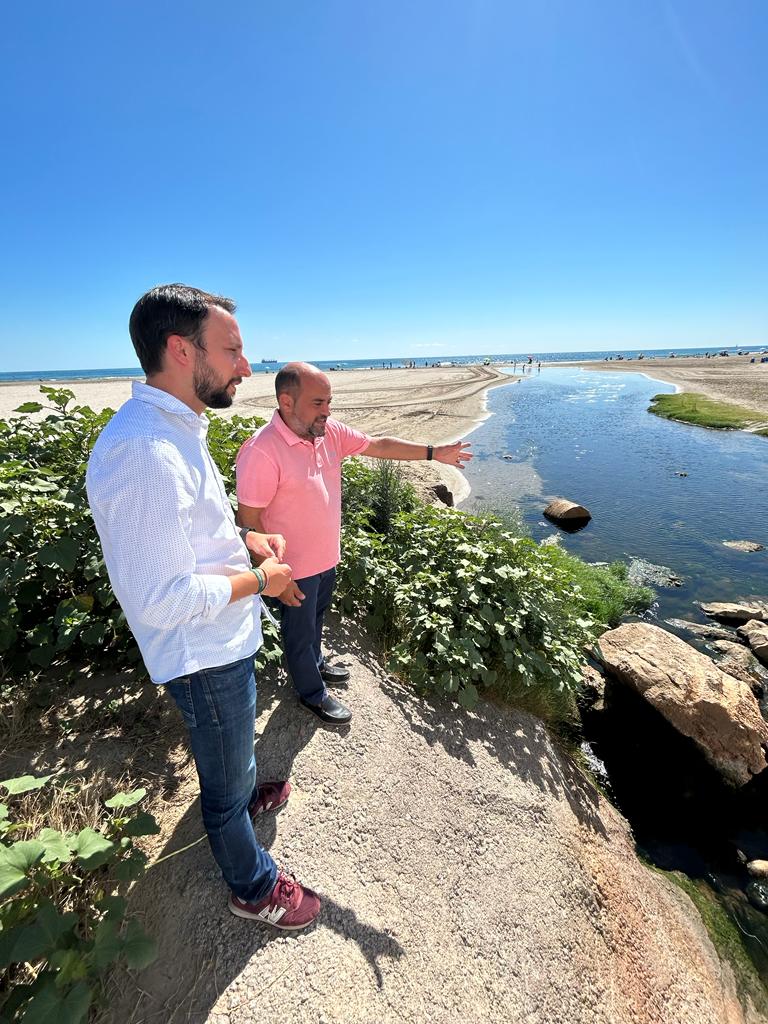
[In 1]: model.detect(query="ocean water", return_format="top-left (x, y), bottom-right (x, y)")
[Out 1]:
top-left (1, 343), bottom-right (765, 383)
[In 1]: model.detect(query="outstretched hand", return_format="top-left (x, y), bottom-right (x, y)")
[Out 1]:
top-left (433, 441), bottom-right (472, 469)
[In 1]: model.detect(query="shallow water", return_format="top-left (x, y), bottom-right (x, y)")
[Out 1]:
top-left (463, 366), bottom-right (768, 622)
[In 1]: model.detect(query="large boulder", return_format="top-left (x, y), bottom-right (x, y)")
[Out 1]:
top-left (722, 540), bottom-right (765, 553)
top-left (543, 498), bottom-right (591, 527)
top-left (596, 622), bottom-right (768, 786)
top-left (737, 620), bottom-right (768, 666)
top-left (700, 601), bottom-right (768, 625)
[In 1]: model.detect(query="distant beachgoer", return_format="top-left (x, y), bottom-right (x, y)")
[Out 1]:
top-left (86, 284), bottom-right (320, 931)
top-left (235, 362), bottom-right (472, 725)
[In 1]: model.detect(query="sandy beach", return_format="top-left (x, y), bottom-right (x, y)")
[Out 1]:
top-left (565, 353), bottom-right (768, 417)
top-left (0, 364), bottom-right (512, 504)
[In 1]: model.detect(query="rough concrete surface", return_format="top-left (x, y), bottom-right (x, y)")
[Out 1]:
top-left (107, 620), bottom-right (764, 1024)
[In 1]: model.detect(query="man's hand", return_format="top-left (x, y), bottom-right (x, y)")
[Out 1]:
top-left (260, 556), bottom-right (293, 597)
top-left (246, 531), bottom-right (287, 562)
top-left (277, 581), bottom-right (306, 607)
top-left (434, 441), bottom-right (472, 468)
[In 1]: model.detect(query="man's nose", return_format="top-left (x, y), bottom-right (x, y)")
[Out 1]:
top-left (239, 354), bottom-right (252, 377)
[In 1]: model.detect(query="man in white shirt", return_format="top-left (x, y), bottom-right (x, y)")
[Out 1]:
top-left (86, 284), bottom-right (320, 930)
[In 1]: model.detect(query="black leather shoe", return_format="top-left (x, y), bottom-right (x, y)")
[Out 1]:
top-left (320, 662), bottom-right (350, 684)
top-left (299, 693), bottom-right (352, 724)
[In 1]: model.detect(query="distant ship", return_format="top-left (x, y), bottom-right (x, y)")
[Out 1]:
top-left (260, 358), bottom-right (276, 363)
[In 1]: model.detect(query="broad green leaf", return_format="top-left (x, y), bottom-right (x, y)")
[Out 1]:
top-left (120, 812), bottom-right (160, 838)
top-left (37, 537), bottom-right (79, 573)
top-left (7, 903), bottom-right (77, 963)
top-left (13, 402), bottom-right (43, 413)
top-left (0, 840), bottom-right (46, 898)
top-left (114, 852), bottom-right (148, 882)
top-left (104, 788), bottom-right (146, 809)
top-left (22, 977), bottom-right (91, 1024)
top-left (0, 774), bottom-right (53, 795)
top-left (121, 919), bottom-right (158, 970)
top-left (96, 895), bottom-right (126, 920)
top-left (458, 684), bottom-right (479, 709)
top-left (91, 917), bottom-right (122, 970)
top-left (72, 828), bottom-right (116, 870)
top-left (38, 828), bottom-right (75, 864)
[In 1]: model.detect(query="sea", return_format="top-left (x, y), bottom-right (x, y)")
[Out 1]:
top-left (2, 343), bottom-right (766, 382)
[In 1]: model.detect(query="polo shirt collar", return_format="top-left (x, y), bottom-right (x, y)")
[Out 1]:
top-left (271, 408), bottom-right (314, 446)
top-left (132, 380), bottom-right (207, 426)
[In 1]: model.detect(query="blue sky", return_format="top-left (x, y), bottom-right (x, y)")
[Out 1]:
top-left (1, 1), bottom-right (766, 370)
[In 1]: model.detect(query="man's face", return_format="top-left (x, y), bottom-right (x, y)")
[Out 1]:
top-left (282, 374), bottom-right (332, 438)
top-left (192, 306), bottom-right (251, 409)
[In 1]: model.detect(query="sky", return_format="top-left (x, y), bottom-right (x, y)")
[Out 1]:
top-left (1, 1), bottom-right (766, 370)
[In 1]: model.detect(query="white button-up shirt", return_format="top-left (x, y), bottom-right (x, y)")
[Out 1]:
top-left (86, 381), bottom-right (262, 684)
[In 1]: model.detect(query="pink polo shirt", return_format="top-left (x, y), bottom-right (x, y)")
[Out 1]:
top-left (236, 411), bottom-right (370, 580)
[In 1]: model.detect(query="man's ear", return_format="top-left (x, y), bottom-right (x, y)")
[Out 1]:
top-left (166, 334), bottom-right (195, 369)
top-left (277, 391), bottom-right (293, 415)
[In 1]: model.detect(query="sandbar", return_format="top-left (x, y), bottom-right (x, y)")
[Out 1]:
top-left (564, 353), bottom-right (768, 418)
top-left (0, 364), bottom-right (513, 504)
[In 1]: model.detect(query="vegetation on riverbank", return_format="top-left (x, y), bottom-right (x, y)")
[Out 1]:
top-left (649, 392), bottom-right (768, 435)
top-left (338, 460), bottom-right (652, 723)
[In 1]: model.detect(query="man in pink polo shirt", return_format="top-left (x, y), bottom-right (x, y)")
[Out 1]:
top-left (236, 362), bottom-right (472, 724)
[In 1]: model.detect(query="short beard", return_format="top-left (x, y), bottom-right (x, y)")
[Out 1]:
top-left (193, 355), bottom-right (234, 409)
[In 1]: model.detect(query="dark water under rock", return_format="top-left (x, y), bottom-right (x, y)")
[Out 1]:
top-left (462, 366), bottom-right (768, 982)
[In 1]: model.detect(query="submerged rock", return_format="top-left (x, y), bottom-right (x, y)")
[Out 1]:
top-left (595, 622), bottom-right (768, 786)
top-left (709, 641), bottom-right (768, 695)
top-left (747, 860), bottom-right (768, 879)
top-left (737, 620), bottom-right (768, 666)
top-left (666, 619), bottom-right (738, 642)
top-left (723, 539), bottom-right (765, 552)
top-left (431, 483), bottom-right (454, 507)
top-left (700, 601), bottom-right (768, 625)
top-left (543, 498), bottom-right (591, 527)
top-left (746, 880), bottom-right (768, 913)
top-left (628, 558), bottom-right (683, 588)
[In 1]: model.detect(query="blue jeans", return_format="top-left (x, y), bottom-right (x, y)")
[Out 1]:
top-left (280, 567), bottom-right (336, 706)
top-left (165, 657), bottom-right (277, 904)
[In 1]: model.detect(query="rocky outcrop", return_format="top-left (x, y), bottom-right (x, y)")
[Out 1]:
top-left (723, 540), bottom-right (765, 552)
top-left (700, 602), bottom-right (768, 625)
top-left (596, 622), bottom-right (768, 786)
top-left (543, 498), bottom-right (591, 526)
top-left (738, 620), bottom-right (768, 666)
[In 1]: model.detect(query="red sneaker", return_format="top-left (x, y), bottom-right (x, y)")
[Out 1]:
top-left (229, 872), bottom-right (321, 930)
top-left (249, 780), bottom-right (291, 818)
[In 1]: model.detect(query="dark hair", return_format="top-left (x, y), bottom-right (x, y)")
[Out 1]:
top-left (129, 284), bottom-right (237, 376)
top-left (274, 364), bottom-right (302, 400)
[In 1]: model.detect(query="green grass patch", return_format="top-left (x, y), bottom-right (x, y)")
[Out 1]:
top-left (649, 392), bottom-right (768, 432)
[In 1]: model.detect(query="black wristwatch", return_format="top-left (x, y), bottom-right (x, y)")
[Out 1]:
top-left (426, 445), bottom-right (434, 461)
top-left (239, 527), bottom-right (254, 544)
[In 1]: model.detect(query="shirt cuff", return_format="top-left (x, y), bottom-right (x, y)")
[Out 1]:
top-left (199, 575), bottom-right (235, 621)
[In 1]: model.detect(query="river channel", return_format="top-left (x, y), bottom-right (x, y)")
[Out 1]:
top-left (461, 365), bottom-right (768, 981)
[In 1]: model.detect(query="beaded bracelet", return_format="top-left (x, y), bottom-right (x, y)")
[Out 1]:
top-left (250, 566), bottom-right (267, 594)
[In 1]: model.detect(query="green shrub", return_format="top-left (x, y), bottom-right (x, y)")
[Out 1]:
top-left (337, 460), bottom-right (652, 719)
top-left (545, 551), bottom-right (654, 628)
top-left (0, 773), bottom-right (158, 1023)
top-left (0, 388), bottom-right (264, 684)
